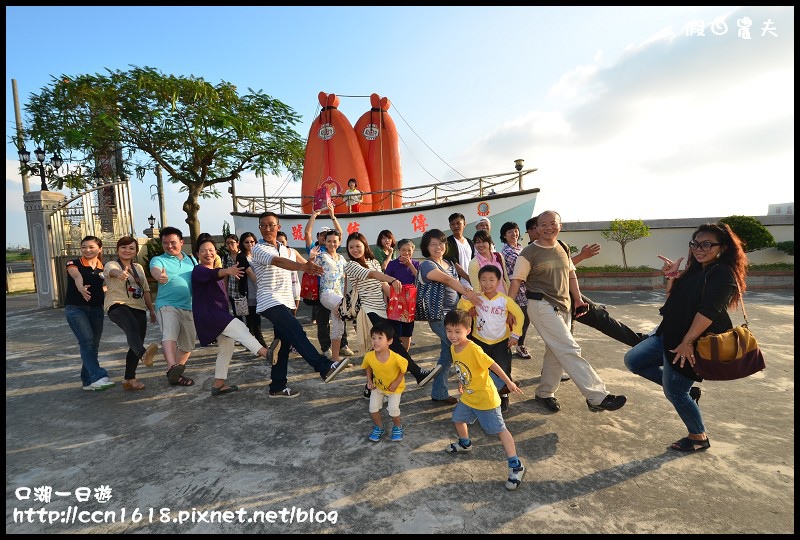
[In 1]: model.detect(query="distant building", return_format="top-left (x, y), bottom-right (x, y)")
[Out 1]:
top-left (768, 203), bottom-right (794, 216)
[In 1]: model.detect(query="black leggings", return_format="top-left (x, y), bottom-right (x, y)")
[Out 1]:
top-left (246, 304), bottom-right (268, 348)
top-left (107, 304), bottom-right (147, 380)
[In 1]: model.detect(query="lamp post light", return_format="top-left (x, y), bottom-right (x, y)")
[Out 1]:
top-left (514, 158), bottom-right (524, 188)
top-left (19, 146), bottom-right (63, 192)
top-left (148, 214), bottom-right (156, 228)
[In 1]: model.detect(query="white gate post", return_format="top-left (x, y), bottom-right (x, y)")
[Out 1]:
top-left (23, 190), bottom-right (66, 308)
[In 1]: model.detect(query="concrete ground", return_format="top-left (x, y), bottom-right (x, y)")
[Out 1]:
top-left (5, 290), bottom-right (794, 534)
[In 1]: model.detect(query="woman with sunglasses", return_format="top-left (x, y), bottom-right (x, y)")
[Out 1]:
top-left (624, 222), bottom-right (748, 452)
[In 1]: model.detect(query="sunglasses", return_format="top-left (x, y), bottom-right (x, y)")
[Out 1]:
top-left (689, 241), bottom-right (722, 252)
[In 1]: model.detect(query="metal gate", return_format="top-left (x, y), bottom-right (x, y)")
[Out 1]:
top-left (50, 180), bottom-right (135, 307)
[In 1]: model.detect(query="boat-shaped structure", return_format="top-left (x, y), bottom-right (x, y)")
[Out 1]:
top-left (231, 167), bottom-right (539, 251)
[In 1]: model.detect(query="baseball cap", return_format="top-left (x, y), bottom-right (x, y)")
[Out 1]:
top-left (477, 217), bottom-right (491, 227)
top-left (318, 226), bottom-right (333, 234)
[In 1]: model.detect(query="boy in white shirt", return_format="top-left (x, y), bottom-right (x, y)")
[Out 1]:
top-left (457, 265), bottom-right (524, 413)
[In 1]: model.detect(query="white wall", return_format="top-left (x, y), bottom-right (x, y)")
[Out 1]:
top-left (558, 215), bottom-right (793, 268)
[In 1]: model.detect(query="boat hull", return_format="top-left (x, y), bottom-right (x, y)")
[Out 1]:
top-left (232, 188), bottom-right (539, 251)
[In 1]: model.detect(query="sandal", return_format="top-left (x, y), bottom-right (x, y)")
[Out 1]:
top-left (670, 436), bottom-right (710, 452)
top-left (170, 376), bottom-right (195, 387)
top-left (166, 364), bottom-right (186, 384)
top-left (122, 380), bottom-right (146, 391)
top-left (211, 385), bottom-right (239, 396)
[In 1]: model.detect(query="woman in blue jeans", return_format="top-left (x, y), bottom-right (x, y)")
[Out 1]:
top-left (624, 222), bottom-right (748, 452)
top-left (65, 235), bottom-right (115, 391)
top-left (417, 229), bottom-right (483, 404)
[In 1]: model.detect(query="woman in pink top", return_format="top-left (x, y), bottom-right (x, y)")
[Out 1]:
top-left (467, 229), bottom-right (510, 295)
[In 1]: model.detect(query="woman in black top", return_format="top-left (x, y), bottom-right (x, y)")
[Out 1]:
top-left (624, 223), bottom-right (748, 452)
top-left (64, 235), bottom-right (115, 391)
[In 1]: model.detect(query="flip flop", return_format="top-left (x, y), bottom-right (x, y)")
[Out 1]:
top-left (166, 364), bottom-right (186, 384)
top-left (670, 436), bottom-right (711, 452)
top-left (211, 385), bottom-right (239, 396)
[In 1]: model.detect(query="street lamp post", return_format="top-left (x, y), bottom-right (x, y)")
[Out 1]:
top-left (18, 146), bottom-right (63, 192)
top-left (514, 158), bottom-right (524, 189)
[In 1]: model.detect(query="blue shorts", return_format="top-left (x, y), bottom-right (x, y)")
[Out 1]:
top-left (451, 401), bottom-right (506, 435)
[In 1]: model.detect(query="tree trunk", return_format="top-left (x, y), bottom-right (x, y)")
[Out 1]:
top-left (183, 190), bottom-right (202, 253)
top-left (621, 245), bottom-right (629, 269)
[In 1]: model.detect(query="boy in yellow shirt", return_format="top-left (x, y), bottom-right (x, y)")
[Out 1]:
top-left (361, 320), bottom-right (408, 442)
top-left (444, 309), bottom-right (526, 491)
top-left (457, 265), bottom-right (524, 413)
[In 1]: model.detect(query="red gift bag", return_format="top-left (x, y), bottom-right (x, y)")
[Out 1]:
top-left (300, 272), bottom-right (320, 303)
top-left (313, 185), bottom-right (332, 212)
top-left (387, 284), bottom-right (417, 322)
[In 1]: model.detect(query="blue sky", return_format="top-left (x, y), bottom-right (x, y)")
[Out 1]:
top-left (5, 6), bottom-right (794, 248)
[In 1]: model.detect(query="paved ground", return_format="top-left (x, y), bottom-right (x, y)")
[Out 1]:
top-left (5, 290), bottom-right (794, 533)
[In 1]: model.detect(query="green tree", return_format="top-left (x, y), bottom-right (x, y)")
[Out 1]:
top-left (719, 215), bottom-right (776, 252)
top-left (17, 66), bottom-right (306, 250)
top-left (600, 219), bottom-right (650, 269)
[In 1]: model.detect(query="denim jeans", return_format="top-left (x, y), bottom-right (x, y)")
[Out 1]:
top-left (107, 304), bottom-right (147, 380)
top-left (428, 320), bottom-right (453, 400)
top-left (261, 304), bottom-right (333, 393)
top-left (65, 305), bottom-right (107, 386)
top-left (624, 335), bottom-right (705, 435)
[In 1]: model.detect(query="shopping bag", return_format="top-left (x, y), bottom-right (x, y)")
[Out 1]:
top-left (387, 284), bottom-right (417, 322)
top-left (300, 272), bottom-right (320, 304)
top-left (313, 185), bottom-right (332, 212)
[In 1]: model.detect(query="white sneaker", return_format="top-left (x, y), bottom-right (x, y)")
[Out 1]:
top-left (340, 345), bottom-right (355, 356)
top-left (83, 378), bottom-right (115, 391)
top-left (505, 464), bottom-right (526, 491)
top-left (516, 346), bottom-right (532, 359)
top-left (323, 350), bottom-right (332, 359)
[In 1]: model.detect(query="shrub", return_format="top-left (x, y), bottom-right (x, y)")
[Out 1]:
top-left (775, 241), bottom-right (794, 257)
top-left (719, 215), bottom-right (775, 252)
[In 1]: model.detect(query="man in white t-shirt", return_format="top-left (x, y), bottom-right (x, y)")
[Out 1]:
top-left (444, 212), bottom-right (474, 289)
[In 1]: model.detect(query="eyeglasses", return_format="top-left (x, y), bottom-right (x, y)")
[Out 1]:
top-left (259, 223), bottom-right (278, 229)
top-left (689, 240), bottom-right (722, 252)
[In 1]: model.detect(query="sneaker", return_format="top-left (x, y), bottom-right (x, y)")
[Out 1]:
top-left (340, 345), bottom-right (355, 356)
top-left (142, 343), bottom-right (158, 367)
top-left (505, 465), bottom-right (526, 491)
top-left (587, 394), bottom-right (627, 412)
top-left (83, 378), bottom-right (115, 391)
top-left (560, 373), bottom-right (571, 382)
top-left (516, 346), bottom-right (532, 359)
top-left (500, 393), bottom-right (510, 413)
top-left (322, 349), bottom-right (332, 359)
top-left (416, 364), bottom-right (442, 387)
top-left (97, 376), bottom-right (116, 388)
top-left (535, 395), bottom-right (561, 412)
top-left (391, 426), bottom-right (404, 442)
top-left (289, 346), bottom-right (300, 358)
top-left (445, 441), bottom-right (472, 453)
top-left (267, 339), bottom-right (281, 366)
top-left (368, 425), bottom-right (385, 442)
top-left (269, 387), bottom-right (300, 398)
top-left (324, 358), bottom-right (352, 383)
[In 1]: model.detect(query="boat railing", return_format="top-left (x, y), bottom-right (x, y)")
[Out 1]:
top-left (232, 168), bottom-right (536, 215)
